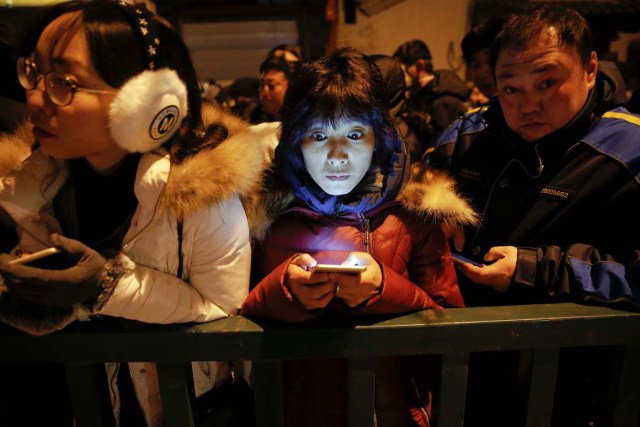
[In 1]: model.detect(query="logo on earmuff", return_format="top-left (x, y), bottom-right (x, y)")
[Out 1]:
top-left (150, 105), bottom-right (179, 140)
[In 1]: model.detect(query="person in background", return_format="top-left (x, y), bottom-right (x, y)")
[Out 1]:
top-left (0, 1), bottom-right (270, 425)
top-left (266, 43), bottom-right (301, 63)
top-left (370, 54), bottom-right (425, 164)
top-left (216, 76), bottom-right (260, 120)
top-left (427, 8), bottom-right (640, 426)
top-left (461, 16), bottom-right (505, 102)
top-left (393, 39), bottom-right (469, 150)
top-left (241, 47), bottom-right (477, 427)
top-left (250, 52), bottom-right (300, 123)
top-left (200, 77), bottom-right (223, 103)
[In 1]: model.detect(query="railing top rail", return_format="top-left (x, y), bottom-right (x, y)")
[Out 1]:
top-left (1, 303), bottom-right (639, 364)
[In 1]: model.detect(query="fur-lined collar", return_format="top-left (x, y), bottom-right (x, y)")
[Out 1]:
top-left (158, 104), bottom-right (276, 220)
top-left (247, 165), bottom-right (477, 242)
top-left (0, 105), bottom-right (277, 224)
top-left (0, 121), bottom-right (34, 177)
top-left (398, 167), bottom-right (477, 227)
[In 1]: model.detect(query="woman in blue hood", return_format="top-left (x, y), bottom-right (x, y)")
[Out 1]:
top-left (241, 47), bottom-right (477, 427)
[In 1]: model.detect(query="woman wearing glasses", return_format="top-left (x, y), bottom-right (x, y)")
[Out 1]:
top-left (0, 1), bottom-right (269, 425)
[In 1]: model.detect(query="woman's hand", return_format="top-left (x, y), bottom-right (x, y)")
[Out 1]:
top-left (453, 246), bottom-right (517, 292)
top-left (0, 234), bottom-right (106, 306)
top-left (331, 252), bottom-right (382, 307)
top-left (285, 253), bottom-right (335, 311)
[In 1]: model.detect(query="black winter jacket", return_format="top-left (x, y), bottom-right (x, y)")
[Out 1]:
top-left (428, 62), bottom-right (640, 308)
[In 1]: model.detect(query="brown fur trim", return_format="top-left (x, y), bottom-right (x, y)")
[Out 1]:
top-left (159, 105), bottom-right (274, 219)
top-left (398, 168), bottom-right (478, 226)
top-left (242, 183), bottom-right (293, 241)
top-left (0, 121), bottom-right (34, 177)
top-left (89, 253), bottom-right (135, 313)
top-left (242, 170), bottom-right (294, 242)
top-left (246, 167), bottom-right (478, 241)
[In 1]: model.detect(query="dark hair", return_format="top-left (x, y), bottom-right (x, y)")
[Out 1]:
top-left (259, 54), bottom-right (300, 80)
top-left (461, 17), bottom-right (505, 63)
top-left (490, 8), bottom-right (593, 71)
top-left (369, 54), bottom-right (406, 109)
top-left (266, 43), bottom-right (301, 62)
top-left (392, 39), bottom-right (432, 66)
top-left (16, 0), bottom-right (209, 162)
top-left (277, 47), bottom-right (400, 186)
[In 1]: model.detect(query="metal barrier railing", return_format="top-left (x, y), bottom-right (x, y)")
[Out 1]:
top-left (1, 303), bottom-right (639, 427)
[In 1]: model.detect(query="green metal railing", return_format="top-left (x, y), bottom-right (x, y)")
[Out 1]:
top-left (1, 303), bottom-right (639, 427)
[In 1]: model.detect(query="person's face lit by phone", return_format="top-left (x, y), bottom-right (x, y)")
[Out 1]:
top-left (300, 118), bottom-right (375, 196)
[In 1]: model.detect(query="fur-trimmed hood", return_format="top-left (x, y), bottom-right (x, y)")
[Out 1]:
top-left (0, 121), bottom-right (34, 177)
top-left (398, 167), bottom-right (478, 227)
top-left (0, 104), bottom-right (272, 336)
top-left (247, 162), bottom-right (477, 242)
top-left (0, 105), bottom-right (276, 216)
top-left (157, 104), bottom-right (278, 220)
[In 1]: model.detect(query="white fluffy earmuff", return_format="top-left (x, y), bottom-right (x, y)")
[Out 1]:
top-left (109, 68), bottom-right (188, 153)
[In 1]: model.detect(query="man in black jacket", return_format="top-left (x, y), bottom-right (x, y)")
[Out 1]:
top-left (430, 8), bottom-right (639, 310)
top-left (393, 39), bottom-right (469, 152)
top-left (427, 8), bottom-right (640, 426)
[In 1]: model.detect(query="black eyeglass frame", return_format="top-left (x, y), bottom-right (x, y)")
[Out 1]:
top-left (16, 56), bottom-right (117, 106)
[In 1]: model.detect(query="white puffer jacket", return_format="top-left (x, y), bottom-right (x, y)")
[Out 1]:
top-left (0, 107), bottom-right (279, 426)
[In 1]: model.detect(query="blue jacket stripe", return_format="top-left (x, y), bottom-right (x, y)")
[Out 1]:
top-left (582, 107), bottom-right (640, 183)
top-left (436, 108), bottom-right (488, 147)
top-left (569, 257), bottom-right (639, 305)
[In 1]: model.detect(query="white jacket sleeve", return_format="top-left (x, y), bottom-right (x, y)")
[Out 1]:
top-left (98, 196), bottom-right (250, 324)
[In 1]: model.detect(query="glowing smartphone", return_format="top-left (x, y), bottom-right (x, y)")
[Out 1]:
top-left (8, 247), bottom-right (74, 270)
top-left (312, 264), bottom-right (367, 274)
top-left (8, 247), bottom-right (61, 265)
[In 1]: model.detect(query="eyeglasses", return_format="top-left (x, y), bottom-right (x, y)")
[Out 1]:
top-left (16, 56), bottom-right (116, 106)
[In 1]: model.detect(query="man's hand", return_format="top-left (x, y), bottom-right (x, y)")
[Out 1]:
top-left (0, 234), bottom-right (107, 306)
top-left (286, 254), bottom-right (335, 311)
top-left (453, 246), bottom-right (517, 292)
top-left (330, 252), bottom-right (382, 308)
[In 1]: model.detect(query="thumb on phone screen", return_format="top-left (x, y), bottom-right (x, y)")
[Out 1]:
top-left (290, 253), bottom-right (318, 271)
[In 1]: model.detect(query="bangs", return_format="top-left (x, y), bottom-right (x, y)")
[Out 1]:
top-left (43, 11), bottom-right (83, 61)
top-left (307, 109), bottom-right (372, 130)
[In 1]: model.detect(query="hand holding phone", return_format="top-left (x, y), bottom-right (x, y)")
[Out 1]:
top-left (0, 234), bottom-right (108, 306)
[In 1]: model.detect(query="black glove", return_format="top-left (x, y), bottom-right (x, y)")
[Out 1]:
top-left (0, 234), bottom-right (107, 307)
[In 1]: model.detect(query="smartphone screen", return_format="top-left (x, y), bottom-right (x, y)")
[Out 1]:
top-left (9, 248), bottom-right (75, 270)
top-left (450, 252), bottom-right (484, 267)
top-left (312, 264), bottom-right (367, 274)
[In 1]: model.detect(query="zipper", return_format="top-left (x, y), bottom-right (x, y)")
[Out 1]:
top-left (360, 214), bottom-right (371, 254)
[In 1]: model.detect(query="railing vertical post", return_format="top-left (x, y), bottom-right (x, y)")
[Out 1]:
top-left (156, 362), bottom-right (197, 427)
top-left (65, 362), bottom-right (114, 427)
top-left (524, 348), bottom-right (559, 427)
top-left (252, 360), bottom-right (283, 427)
top-left (347, 357), bottom-right (375, 427)
top-left (612, 345), bottom-right (640, 427)
top-left (438, 351), bottom-right (469, 427)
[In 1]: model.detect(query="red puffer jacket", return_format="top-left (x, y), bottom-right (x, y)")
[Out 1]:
top-left (246, 201), bottom-right (463, 322)
top-left (241, 165), bottom-right (477, 427)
